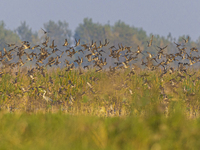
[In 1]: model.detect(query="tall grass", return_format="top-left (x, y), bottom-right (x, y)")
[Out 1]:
top-left (1, 68), bottom-right (200, 149)
top-left (0, 67), bottom-right (199, 117)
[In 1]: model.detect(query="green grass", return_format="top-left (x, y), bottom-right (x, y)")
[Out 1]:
top-left (0, 106), bottom-right (200, 150)
top-left (0, 68), bottom-right (200, 117)
top-left (1, 68), bottom-right (200, 149)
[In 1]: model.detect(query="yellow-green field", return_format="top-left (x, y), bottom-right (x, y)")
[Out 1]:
top-left (0, 68), bottom-right (199, 117)
top-left (1, 108), bottom-right (200, 150)
top-left (0, 68), bottom-right (200, 149)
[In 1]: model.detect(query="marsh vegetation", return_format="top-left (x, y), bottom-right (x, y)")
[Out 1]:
top-left (0, 32), bottom-right (200, 149)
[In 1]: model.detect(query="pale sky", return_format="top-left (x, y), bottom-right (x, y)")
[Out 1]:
top-left (1, 0), bottom-right (200, 41)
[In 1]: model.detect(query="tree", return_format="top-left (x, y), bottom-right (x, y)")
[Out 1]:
top-left (15, 21), bottom-right (38, 43)
top-left (0, 21), bottom-right (20, 50)
top-left (43, 20), bottom-right (72, 49)
top-left (74, 18), bottom-right (108, 45)
top-left (74, 18), bottom-right (149, 48)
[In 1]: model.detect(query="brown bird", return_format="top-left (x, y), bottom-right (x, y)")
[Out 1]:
top-left (157, 45), bottom-right (168, 52)
top-left (174, 42), bottom-right (181, 48)
top-left (147, 35), bottom-right (153, 47)
top-left (104, 39), bottom-right (109, 46)
top-left (31, 45), bottom-right (40, 49)
top-left (49, 40), bottom-right (57, 49)
top-left (136, 45), bottom-right (144, 56)
top-left (75, 39), bottom-right (80, 47)
top-left (63, 39), bottom-right (69, 46)
top-left (182, 36), bottom-right (189, 43)
top-left (81, 44), bottom-right (89, 50)
top-left (5, 43), bottom-right (15, 47)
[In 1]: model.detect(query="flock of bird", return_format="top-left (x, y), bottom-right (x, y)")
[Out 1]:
top-left (0, 28), bottom-right (200, 113)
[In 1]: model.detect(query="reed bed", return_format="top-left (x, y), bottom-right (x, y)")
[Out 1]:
top-left (0, 67), bottom-right (199, 118)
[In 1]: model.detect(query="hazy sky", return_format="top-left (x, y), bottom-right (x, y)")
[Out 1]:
top-left (1, 0), bottom-right (200, 41)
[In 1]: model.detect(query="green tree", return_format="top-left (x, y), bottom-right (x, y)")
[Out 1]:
top-left (74, 18), bottom-right (149, 49)
top-left (74, 18), bottom-right (108, 45)
top-left (15, 21), bottom-right (38, 43)
top-left (43, 20), bottom-right (72, 48)
top-left (0, 21), bottom-right (20, 50)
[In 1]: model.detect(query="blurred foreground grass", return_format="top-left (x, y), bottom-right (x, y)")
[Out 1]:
top-left (1, 105), bottom-right (200, 150)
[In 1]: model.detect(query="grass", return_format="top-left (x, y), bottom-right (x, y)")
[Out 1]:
top-left (1, 68), bottom-right (200, 149)
top-left (0, 107), bottom-right (200, 150)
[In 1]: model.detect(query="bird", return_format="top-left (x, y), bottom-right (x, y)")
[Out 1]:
top-left (69, 94), bottom-right (74, 104)
top-left (136, 45), bottom-right (144, 56)
top-left (157, 45), bottom-right (168, 52)
top-left (43, 90), bottom-right (53, 103)
top-left (182, 36), bottom-right (189, 43)
top-left (122, 62), bottom-right (129, 69)
top-left (87, 82), bottom-right (93, 88)
top-left (174, 42), bottom-right (181, 48)
top-left (75, 39), bottom-right (80, 47)
top-left (63, 39), bottom-right (69, 46)
top-left (31, 45), bottom-right (40, 50)
top-left (49, 40), bottom-right (57, 49)
top-left (5, 43), bottom-right (15, 47)
top-left (147, 35), bottom-right (153, 47)
top-left (103, 39), bottom-right (109, 46)
top-left (41, 28), bottom-right (47, 34)
top-left (81, 44), bottom-right (89, 50)
top-left (146, 52), bottom-right (153, 58)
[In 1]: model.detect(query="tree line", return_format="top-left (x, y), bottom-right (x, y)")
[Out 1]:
top-left (0, 18), bottom-right (200, 66)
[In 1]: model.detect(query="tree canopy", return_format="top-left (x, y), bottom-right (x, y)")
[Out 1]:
top-left (0, 21), bottom-right (21, 49)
